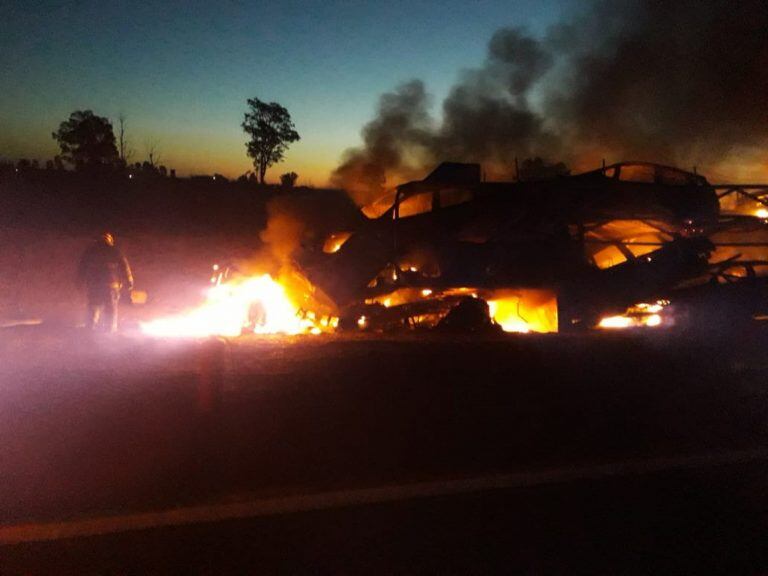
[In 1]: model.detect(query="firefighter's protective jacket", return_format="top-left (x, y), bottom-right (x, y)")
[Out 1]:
top-left (77, 242), bottom-right (134, 291)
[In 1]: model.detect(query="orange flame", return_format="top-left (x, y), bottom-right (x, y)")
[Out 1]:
top-left (598, 301), bottom-right (667, 329)
top-left (141, 274), bottom-right (329, 338)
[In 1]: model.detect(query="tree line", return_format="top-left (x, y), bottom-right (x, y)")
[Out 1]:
top-left (8, 98), bottom-right (302, 186)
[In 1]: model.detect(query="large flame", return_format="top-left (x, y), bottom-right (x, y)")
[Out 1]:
top-left (141, 273), bottom-right (328, 338)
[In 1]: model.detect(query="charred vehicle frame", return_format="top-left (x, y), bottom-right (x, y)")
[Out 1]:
top-left (296, 161), bottom-right (768, 333)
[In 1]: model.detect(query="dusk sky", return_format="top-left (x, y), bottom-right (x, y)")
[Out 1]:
top-left (1, 0), bottom-right (571, 184)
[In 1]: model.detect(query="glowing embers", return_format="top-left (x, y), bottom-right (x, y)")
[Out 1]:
top-left (598, 301), bottom-right (669, 330)
top-left (141, 273), bottom-right (332, 338)
top-left (365, 287), bottom-right (558, 333)
top-left (585, 220), bottom-right (673, 270)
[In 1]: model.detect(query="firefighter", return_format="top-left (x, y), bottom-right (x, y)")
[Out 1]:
top-left (77, 232), bottom-right (134, 333)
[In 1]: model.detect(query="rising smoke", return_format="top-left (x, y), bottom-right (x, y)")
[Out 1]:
top-left (333, 0), bottom-right (768, 205)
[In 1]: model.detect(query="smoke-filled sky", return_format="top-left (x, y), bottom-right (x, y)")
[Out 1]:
top-left (3, 1), bottom-right (767, 188)
top-left (334, 0), bottom-right (768, 203)
top-left (0, 0), bottom-right (569, 182)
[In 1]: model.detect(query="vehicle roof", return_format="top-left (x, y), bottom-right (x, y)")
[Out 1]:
top-left (576, 161), bottom-right (709, 183)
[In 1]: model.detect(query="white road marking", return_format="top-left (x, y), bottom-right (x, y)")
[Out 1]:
top-left (2, 447), bottom-right (767, 545)
top-left (0, 319), bottom-right (43, 328)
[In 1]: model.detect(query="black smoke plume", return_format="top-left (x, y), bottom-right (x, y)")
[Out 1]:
top-left (334, 0), bottom-right (768, 205)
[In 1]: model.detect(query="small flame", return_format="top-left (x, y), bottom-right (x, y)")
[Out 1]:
top-left (645, 314), bottom-right (662, 327)
top-left (598, 301), bottom-right (668, 329)
top-left (322, 232), bottom-right (353, 254)
top-left (598, 315), bottom-right (635, 329)
top-left (756, 208), bottom-right (768, 219)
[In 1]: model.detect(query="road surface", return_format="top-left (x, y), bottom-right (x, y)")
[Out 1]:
top-left (2, 326), bottom-right (768, 573)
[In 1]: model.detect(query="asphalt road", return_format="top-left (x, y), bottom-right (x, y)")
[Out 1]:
top-left (2, 325), bottom-right (768, 573)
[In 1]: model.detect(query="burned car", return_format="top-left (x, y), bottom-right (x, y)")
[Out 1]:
top-left (296, 161), bottom-right (768, 333)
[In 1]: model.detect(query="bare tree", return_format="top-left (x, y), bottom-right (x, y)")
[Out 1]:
top-left (145, 139), bottom-right (161, 168)
top-left (117, 112), bottom-right (134, 166)
top-left (118, 114), bottom-right (126, 162)
top-left (117, 114), bottom-right (134, 164)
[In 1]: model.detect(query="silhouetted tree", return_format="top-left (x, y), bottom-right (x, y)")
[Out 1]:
top-left (144, 140), bottom-right (161, 168)
top-left (117, 114), bottom-right (133, 166)
top-left (242, 98), bottom-right (300, 184)
top-left (130, 158), bottom-right (168, 179)
top-left (280, 171), bottom-right (298, 188)
top-left (52, 110), bottom-right (119, 171)
top-left (237, 170), bottom-right (259, 183)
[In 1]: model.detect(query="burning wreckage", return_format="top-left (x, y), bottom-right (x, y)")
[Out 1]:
top-left (142, 161), bottom-right (768, 338)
